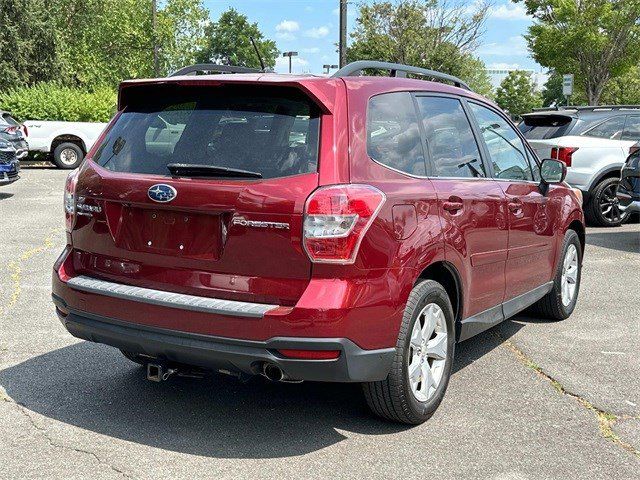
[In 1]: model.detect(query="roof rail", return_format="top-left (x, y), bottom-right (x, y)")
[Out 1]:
top-left (570, 105), bottom-right (640, 111)
top-left (331, 60), bottom-right (471, 91)
top-left (533, 105), bottom-right (640, 113)
top-left (169, 64), bottom-right (261, 77)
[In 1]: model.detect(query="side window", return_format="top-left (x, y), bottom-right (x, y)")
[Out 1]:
top-left (415, 96), bottom-right (485, 178)
top-left (622, 116), bottom-right (640, 141)
top-left (367, 92), bottom-right (426, 176)
top-left (583, 116), bottom-right (625, 140)
top-left (469, 103), bottom-right (534, 181)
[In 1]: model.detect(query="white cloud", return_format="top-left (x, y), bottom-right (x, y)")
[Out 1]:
top-left (488, 4), bottom-right (529, 20)
top-left (488, 62), bottom-right (523, 70)
top-left (300, 47), bottom-right (321, 54)
top-left (276, 20), bottom-right (300, 33)
top-left (478, 36), bottom-right (529, 56)
top-left (276, 32), bottom-right (296, 41)
top-left (304, 26), bottom-right (330, 39)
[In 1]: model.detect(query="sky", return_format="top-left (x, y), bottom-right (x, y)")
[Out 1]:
top-left (202, 0), bottom-right (541, 75)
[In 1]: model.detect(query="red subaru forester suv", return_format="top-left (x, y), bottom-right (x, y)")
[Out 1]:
top-left (52, 61), bottom-right (585, 424)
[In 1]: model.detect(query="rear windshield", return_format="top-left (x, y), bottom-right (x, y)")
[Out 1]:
top-left (519, 115), bottom-right (574, 139)
top-left (92, 85), bottom-right (320, 179)
top-left (1, 113), bottom-right (19, 126)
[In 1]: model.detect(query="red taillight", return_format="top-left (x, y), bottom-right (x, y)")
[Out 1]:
top-left (64, 170), bottom-right (79, 232)
top-left (22, 125), bottom-right (28, 137)
top-left (303, 184), bottom-right (385, 264)
top-left (551, 147), bottom-right (578, 167)
top-left (277, 349), bottom-right (341, 360)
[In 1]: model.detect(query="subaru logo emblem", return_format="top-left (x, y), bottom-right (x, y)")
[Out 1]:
top-left (148, 184), bottom-right (177, 203)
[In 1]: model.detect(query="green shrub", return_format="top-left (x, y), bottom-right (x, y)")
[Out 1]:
top-left (0, 83), bottom-right (116, 122)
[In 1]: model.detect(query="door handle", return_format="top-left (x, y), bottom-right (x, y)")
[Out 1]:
top-left (508, 200), bottom-right (523, 213)
top-left (443, 201), bottom-right (464, 213)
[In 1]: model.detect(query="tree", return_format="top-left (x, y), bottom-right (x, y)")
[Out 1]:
top-left (157, 0), bottom-right (210, 74)
top-left (196, 8), bottom-right (278, 69)
top-left (517, 0), bottom-right (640, 105)
top-left (44, 0), bottom-right (208, 87)
top-left (0, 0), bottom-right (60, 91)
top-left (347, 0), bottom-right (493, 95)
top-left (541, 71), bottom-right (565, 107)
top-left (600, 66), bottom-right (640, 105)
top-left (495, 70), bottom-right (541, 117)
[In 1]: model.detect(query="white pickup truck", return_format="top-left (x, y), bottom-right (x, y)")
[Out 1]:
top-left (23, 120), bottom-right (108, 169)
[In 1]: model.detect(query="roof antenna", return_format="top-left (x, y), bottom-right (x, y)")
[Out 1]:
top-left (250, 36), bottom-right (266, 72)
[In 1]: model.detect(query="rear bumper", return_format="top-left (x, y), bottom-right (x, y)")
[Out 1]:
top-left (53, 295), bottom-right (395, 382)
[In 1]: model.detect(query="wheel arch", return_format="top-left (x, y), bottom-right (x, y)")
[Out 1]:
top-left (586, 165), bottom-right (622, 193)
top-left (415, 261), bottom-right (462, 325)
top-left (566, 219), bottom-right (585, 260)
top-left (51, 135), bottom-right (87, 154)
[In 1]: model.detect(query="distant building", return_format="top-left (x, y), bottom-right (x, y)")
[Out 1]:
top-left (486, 68), bottom-right (549, 92)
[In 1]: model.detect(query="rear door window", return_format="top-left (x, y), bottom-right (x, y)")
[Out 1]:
top-left (367, 92), bottom-right (426, 176)
top-left (92, 85), bottom-right (320, 179)
top-left (582, 116), bottom-right (625, 140)
top-left (622, 116), bottom-right (640, 141)
top-left (415, 96), bottom-right (485, 178)
top-left (469, 103), bottom-right (535, 181)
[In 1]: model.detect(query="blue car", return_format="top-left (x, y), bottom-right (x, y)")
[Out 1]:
top-left (0, 139), bottom-right (20, 186)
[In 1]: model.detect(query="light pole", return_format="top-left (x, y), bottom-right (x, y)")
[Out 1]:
top-left (339, 0), bottom-right (347, 68)
top-left (282, 51), bottom-right (298, 74)
top-left (323, 64), bottom-right (339, 75)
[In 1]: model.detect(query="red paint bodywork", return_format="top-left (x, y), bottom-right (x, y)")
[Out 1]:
top-left (52, 74), bottom-right (584, 350)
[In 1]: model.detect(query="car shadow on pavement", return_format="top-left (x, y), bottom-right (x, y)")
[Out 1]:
top-left (586, 229), bottom-right (639, 254)
top-left (0, 192), bottom-right (14, 200)
top-left (0, 325), bottom-right (521, 459)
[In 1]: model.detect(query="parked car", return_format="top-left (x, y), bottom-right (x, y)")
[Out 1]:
top-left (0, 110), bottom-right (29, 159)
top-left (617, 144), bottom-right (640, 217)
top-left (52, 61), bottom-right (585, 424)
top-left (22, 120), bottom-right (107, 169)
top-left (519, 106), bottom-right (640, 227)
top-left (0, 139), bottom-right (20, 186)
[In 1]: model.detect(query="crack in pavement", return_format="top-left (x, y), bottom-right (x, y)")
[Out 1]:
top-left (494, 332), bottom-right (640, 458)
top-left (0, 385), bottom-right (135, 479)
top-left (2, 227), bottom-right (62, 316)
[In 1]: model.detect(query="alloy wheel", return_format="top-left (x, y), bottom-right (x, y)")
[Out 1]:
top-left (561, 244), bottom-right (579, 306)
top-left (408, 303), bottom-right (448, 402)
top-left (599, 181), bottom-right (623, 224)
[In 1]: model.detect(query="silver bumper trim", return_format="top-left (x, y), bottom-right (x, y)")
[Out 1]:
top-left (66, 275), bottom-right (278, 318)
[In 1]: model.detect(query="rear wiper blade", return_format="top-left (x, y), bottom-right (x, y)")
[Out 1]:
top-left (167, 163), bottom-right (262, 179)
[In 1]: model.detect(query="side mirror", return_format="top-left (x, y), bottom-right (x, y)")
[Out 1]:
top-left (540, 158), bottom-right (566, 184)
top-left (539, 159), bottom-right (566, 195)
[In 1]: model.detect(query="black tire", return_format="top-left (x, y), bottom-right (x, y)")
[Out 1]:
top-left (120, 350), bottom-right (148, 366)
top-left (530, 229), bottom-right (582, 320)
top-left (585, 177), bottom-right (626, 227)
top-left (363, 280), bottom-right (456, 424)
top-left (53, 142), bottom-right (84, 169)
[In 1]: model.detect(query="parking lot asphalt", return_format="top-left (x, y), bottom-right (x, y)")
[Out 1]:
top-left (1, 167), bottom-right (638, 479)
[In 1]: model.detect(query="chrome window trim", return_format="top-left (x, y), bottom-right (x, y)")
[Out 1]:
top-left (66, 275), bottom-right (278, 318)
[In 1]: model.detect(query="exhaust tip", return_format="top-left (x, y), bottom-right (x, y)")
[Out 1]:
top-left (262, 363), bottom-right (284, 382)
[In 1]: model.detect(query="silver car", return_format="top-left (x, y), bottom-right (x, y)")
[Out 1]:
top-left (0, 110), bottom-right (28, 159)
